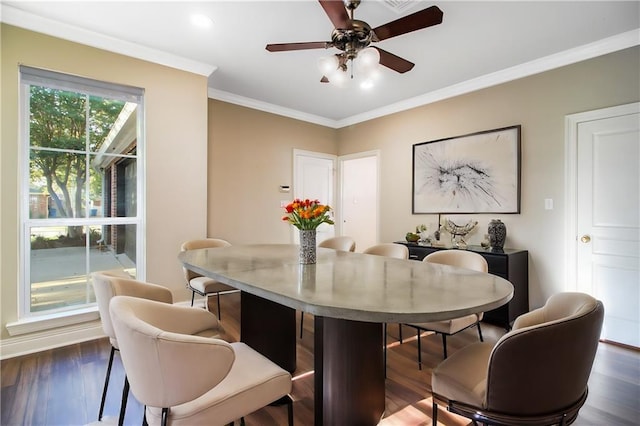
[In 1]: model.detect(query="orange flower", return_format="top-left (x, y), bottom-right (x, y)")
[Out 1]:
top-left (281, 198), bottom-right (334, 230)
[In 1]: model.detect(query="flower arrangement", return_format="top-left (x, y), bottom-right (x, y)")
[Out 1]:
top-left (282, 198), bottom-right (334, 230)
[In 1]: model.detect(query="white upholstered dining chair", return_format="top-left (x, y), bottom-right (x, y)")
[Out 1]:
top-left (92, 271), bottom-right (225, 424)
top-left (318, 235), bottom-right (356, 252)
top-left (180, 238), bottom-right (235, 318)
top-left (403, 249), bottom-right (488, 367)
top-left (109, 296), bottom-right (293, 426)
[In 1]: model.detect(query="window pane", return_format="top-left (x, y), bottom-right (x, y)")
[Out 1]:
top-left (30, 225), bottom-right (92, 312)
top-left (30, 225), bottom-right (137, 313)
top-left (29, 87), bottom-right (86, 150)
top-left (91, 157), bottom-right (137, 218)
top-left (88, 225), bottom-right (137, 277)
top-left (29, 149), bottom-right (86, 219)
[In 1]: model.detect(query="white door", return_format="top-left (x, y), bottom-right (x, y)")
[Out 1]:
top-left (570, 103), bottom-right (639, 348)
top-left (339, 152), bottom-right (379, 252)
top-left (293, 150), bottom-right (336, 244)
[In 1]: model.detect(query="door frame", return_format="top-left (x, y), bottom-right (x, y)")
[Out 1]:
top-left (564, 102), bottom-right (640, 290)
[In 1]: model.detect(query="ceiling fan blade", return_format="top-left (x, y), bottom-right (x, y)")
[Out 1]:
top-left (318, 0), bottom-right (350, 28)
top-left (374, 47), bottom-right (415, 73)
top-left (373, 5), bottom-right (443, 41)
top-left (266, 41), bottom-right (332, 52)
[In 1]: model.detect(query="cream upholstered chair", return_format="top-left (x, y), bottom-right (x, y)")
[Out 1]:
top-left (93, 271), bottom-right (224, 424)
top-left (318, 236), bottom-right (356, 252)
top-left (362, 242), bottom-right (409, 259)
top-left (362, 243), bottom-right (409, 376)
top-left (403, 250), bottom-right (488, 367)
top-left (181, 238), bottom-right (235, 318)
top-left (299, 236), bottom-right (357, 338)
top-left (109, 296), bottom-right (293, 426)
top-left (431, 292), bottom-right (604, 426)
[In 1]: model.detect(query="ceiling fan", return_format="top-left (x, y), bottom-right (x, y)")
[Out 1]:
top-left (265, 0), bottom-right (443, 83)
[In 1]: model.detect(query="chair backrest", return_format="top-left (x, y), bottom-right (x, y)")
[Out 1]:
top-left (423, 250), bottom-right (488, 273)
top-left (109, 296), bottom-right (235, 408)
top-left (363, 243), bottom-right (409, 259)
top-left (180, 238), bottom-right (232, 282)
top-left (92, 271), bottom-right (173, 346)
top-left (484, 292), bottom-right (604, 415)
top-left (318, 236), bottom-right (356, 252)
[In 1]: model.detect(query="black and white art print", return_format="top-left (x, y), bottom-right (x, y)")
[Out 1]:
top-left (412, 126), bottom-right (521, 214)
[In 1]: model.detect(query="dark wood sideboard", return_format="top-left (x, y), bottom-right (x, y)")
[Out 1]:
top-left (395, 242), bottom-right (529, 329)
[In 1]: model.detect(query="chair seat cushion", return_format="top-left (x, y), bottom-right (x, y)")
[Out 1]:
top-left (189, 276), bottom-right (235, 294)
top-left (410, 313), bottom-right (480, 335)
top-left (432, 341), bottom-right (492, 408)
top-left (146, 342), bottom-right (292, 425)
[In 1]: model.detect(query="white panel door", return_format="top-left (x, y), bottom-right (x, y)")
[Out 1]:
top-left (576, 108), bottom-right (640, 347)
top-left (340, 153), bottom-right (379, 252)
top-left (293, 150), bottom-right (336, 244)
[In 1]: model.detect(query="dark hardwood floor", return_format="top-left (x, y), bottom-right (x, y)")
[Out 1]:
top-left (1, 291), bottom-right (639, 425)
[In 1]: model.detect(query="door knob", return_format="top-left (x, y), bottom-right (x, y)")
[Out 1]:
top-left (580, 235), bottom-right (591, 243)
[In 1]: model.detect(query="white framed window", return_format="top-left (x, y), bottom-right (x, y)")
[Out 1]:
top-left (19, 66), bottom-right (145, 319)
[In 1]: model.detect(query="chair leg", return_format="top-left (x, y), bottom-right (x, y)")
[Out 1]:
top-left (98, 346), bottom-right (116, 421)
top-left (442, 334), bottom-right (448, 359)
top-left (118, 376), bottom-right (129, 426)
top-left (299, 312), bottom-right (304, 338)
top-left (477, 322), bottom-right (484, 342)
top-left (417, 329), bottom-right (422, 370)
top-left (190, 290), bottom-right (196, 306)
top-left (216, 292), bottom-right (222, 319)
top-left (432, 400), bottom-right (438, 426)
top-left (286, 395), bottom-right (294, 426)
top-left (398, 323), bottom-right (403, 343)
top-left (161, 407), bottom-right (169, 426)
top-left (142, 406), bottom-right (148, 426)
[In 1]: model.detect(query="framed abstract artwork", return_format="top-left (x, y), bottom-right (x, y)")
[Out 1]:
top-left (412, 125), bottom-right (521, 214)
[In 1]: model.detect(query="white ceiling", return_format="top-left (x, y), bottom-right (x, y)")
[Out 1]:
top-left (2, 1), bottom-right (639, 127)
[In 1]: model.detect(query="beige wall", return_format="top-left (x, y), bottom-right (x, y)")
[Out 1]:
top-left (1, 25), bottom-right (209, 343)
top-left (335, 46), bottom-right (639, 308)
top-left (208, 46), bottom-right (639, 309)
top-left (207, 101), bottom-right (337, 243)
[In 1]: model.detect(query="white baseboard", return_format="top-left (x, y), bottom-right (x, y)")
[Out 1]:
top-left (0, 321), bottom-right (105, 360)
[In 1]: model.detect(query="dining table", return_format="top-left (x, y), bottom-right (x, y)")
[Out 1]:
top-left (179, 243), bottom-right (514, 426)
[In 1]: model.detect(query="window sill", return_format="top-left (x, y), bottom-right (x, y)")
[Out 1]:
top-left (6, 307), bottom-right (100, 336)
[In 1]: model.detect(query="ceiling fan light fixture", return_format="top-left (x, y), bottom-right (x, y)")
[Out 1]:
top-left (317, 55), bottom-right (339, 75)
top-left (358, 47), bottom-right (380, 69)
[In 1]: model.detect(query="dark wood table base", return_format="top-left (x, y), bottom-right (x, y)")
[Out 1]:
top-left (240, 291), bottom-right (297, 373)
top-left (314, 316), bottom-right (385, 426)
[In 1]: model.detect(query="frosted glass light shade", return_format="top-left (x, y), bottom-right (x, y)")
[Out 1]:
top-left (317, 56), bottom-right (339, 75)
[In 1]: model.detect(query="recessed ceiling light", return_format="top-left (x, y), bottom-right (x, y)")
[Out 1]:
top-left (191, 13), bottom-right (213, 29)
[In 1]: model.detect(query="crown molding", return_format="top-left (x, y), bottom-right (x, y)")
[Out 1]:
top-left (208, 88), bottom-right (338, 128)
top-left (0, 4), bottom-right (217, 77)
top-left (211, 29), bottom-right (639, 129)
top-left (335, 29), bottom-right (640, 128)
